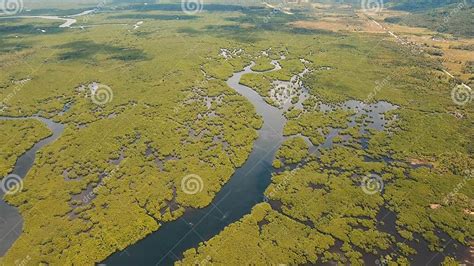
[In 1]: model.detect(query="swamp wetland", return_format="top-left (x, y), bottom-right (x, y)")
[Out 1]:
top-left (0, 0), bottom-right (472, 265)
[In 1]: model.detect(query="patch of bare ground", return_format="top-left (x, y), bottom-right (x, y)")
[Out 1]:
top-left (366, 10), bottom-right (474, 84)
top-left (289, 15), bottom-right (385, 34)
top-left (289, 5), bottom-right (473, 84)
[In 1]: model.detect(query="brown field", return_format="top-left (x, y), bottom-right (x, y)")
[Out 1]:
top-left (369, 12), bottom-right (474, 84)
top-left (288, 5), bottom-right (473, 84)
top-left (289, 10), bottom-right (386, 34)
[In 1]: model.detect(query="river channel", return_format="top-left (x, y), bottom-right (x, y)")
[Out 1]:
top-left (0, 116), bottom-right (64, 256)
top-left (0, 62), bottom-right (468, 265)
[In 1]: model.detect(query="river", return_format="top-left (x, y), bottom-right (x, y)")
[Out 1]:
top-left (104, 62), bottom-right (288, 265)
top-left (0, 62), bottom-right (468, 264)
top-left (0, 116), bottom-right (64, 256)
top-left (0, 9), bottom-right (96, 28)
top-left (103, 62), bottom-right (468, 265)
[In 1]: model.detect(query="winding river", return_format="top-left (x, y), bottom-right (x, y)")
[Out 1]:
top-left (103, 63), bottom-right (469, 265)
top-left (101, 63), bottom-right (379, 265)
top-left (0, 9), bottom-right (96, 28)
top-left (0, 116), bottom-right (64, 256)
top-left (1, 63), bottom-right (468, 264)
top-left (104, 62), bottom-right (288, 265)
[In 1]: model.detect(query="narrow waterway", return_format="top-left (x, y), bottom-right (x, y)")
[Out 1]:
top-left (0, 9), bottom-right (96, 28)
top-left (0, 65), bottom-right (468, 265)
top-left (103, 61), bottom-right (304, 265)
top-left (103, 60), bottom-right (470, 265)
top-left (0, 116), bottom-right (64, 256)
top-left (104, 63), bottom-right (287, 265)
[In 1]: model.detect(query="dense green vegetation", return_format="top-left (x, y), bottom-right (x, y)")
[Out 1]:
top-left (273, 136), bottom-right (309, 167)
top-left (0, 119), bottom-right (51, 177)
top-left (284, 108), bottom-right (353, 145)
top-left (0, 1), bottom-right (472, 265)
top-left (179, 202), bottom-right (337, 265)
top-left (251, 57), bottom-right (275, 72)
top-left (180, 106), bottom-right (472, 264)
top-left (0, 8), bottom-right (265, 265)
top-left (240, 58), bottom-right (306, 107)
top-left (181, 151), bottom-right (472, 265)
top-left (177, 3), bottom-right (473, 265)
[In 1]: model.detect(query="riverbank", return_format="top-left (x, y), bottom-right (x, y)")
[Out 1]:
top-left (0, 116), bottom-right (64, 256)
